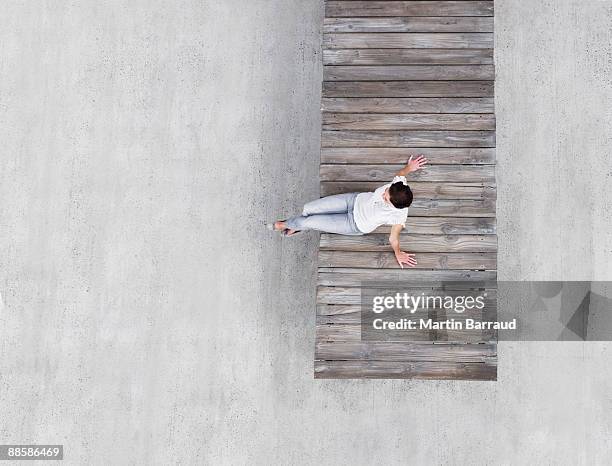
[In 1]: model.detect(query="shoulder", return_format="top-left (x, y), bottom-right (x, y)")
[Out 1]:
top-left (374, 183), bottom-right (390, 196)
top-left (393, 207), bottom-right (409, 226)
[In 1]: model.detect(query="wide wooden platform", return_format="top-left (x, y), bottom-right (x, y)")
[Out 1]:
top-left (315, 1), bottom-right (497, 380)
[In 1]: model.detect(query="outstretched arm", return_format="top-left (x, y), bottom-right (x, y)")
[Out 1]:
top-left (389, 224), bottom-right (417, 268)
top-left (396, 154), bottom-right (428, 177)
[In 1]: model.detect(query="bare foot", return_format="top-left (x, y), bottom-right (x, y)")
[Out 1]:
top-left (273, 221), bottom-right (287, 232)
top-left (272, 221), bottom-right (301, 236)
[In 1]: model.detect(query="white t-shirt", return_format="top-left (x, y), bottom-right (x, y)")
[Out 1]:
top-left (352, 176), bottom-right (410, 233)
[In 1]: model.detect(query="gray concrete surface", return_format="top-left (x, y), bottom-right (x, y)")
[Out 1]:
top-left (1, 1), bottom-right (612, 465)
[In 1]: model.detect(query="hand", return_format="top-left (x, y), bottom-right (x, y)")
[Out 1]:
top-left (395, 251), bottom-right (417, 268)
top-left (406, 154), bottom-right (428, 173)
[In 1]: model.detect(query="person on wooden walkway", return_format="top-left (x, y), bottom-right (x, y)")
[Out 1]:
top-left (269, 155), bottom-right (428, 268)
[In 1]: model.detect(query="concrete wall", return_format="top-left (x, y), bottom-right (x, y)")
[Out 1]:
top-left (0, 1), bottom-right (611, 465)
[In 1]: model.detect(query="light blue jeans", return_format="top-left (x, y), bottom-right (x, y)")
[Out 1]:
top-left (285, 193), bottom-right (363, 235)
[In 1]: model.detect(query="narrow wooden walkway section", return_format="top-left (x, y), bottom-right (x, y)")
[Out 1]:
top-left (315, 1), bottom-right (497, 380)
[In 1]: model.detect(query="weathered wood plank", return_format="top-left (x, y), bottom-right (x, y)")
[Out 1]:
top-left (376, 217), bottom-right (496, 234)
top-left (317, 305), bottom-right (363, 323)
top-left (324, 49), bottom-right (493, 66)
top-left (323, 113), bottom-right (495, 131)
top-left (321, 182), bottom-right (495, 199)
top-left (322, 97), bottom-right (494, 113)
top-left (314, 360), bottom-right (497, 380)
top-left (325, 2), bottom-right (494, 18)
top-left (323, 17), bottom-right (494, 33)
top-left (316, 322), bottom-right (495, 343)
top-left (324, 65), bottom-right (494, 81)
top-left (322, 130), bottom-right (495, 148)
top-left (313, 324), bottom-right (370, 341)
top-left (315, 341), bottom-right (496, 362)
top-left (317, 303), bottom-right (362, 316)
top-left (318, 327), bottom-right (494, 345)
top-left (324, 81), bottom-right (494, 97)
top-left (407, 183), bottom-right (495, 200)
top-left (324, 33), bottom-right (493, 49)
top-left (318, 251), bottom-right (497, 269)
top-left (321, 147), bottom-right (495, 165)
top-left (317, 313), bottom-right (360, 324)
top-left (317, 286), bottom-right (497, 303)
top-left (317, 269), bottom-right (497, 287)
top-left (320, 233), bottom-right (497, 252)
top-left (315, 324), bottom-right (421, 342)
top-left (320, 164), bottom-right (495, 182)
top-left (409, 199), bottom-right (495, 217)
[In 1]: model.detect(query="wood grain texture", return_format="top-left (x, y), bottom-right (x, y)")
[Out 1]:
top-left (320, 233), bottom-right (497, 252)
top-left (315, 342), bottom-right (496, 361)
top-left (321, 130), bottom-right (495, 148)
top-left (323, 81), bottom-right (494, 97)
top-left (322, 97), bottom-right (494, 113)
top-left (317, 303), bottom-right (362, 315)
top-left (317, 268), bottom-right (497, 287)
top-left (323, 113), bottom-right (495, 131)
top-left (321, 147), bottom-right (495, 164)
top-left (318, 251), bottom-right (497, 270)
top-left (323, 49), bottom-right (493, 66)
top-left (317, 314), bottom-right (360, 324)
top-left (324, 33), bottom-right (493, 49)
top-left (324, 65), bottom-right (494, 81)
top-left (314, 360), bottom-right (497, 379)
top-left (375, 217), bottom-right (496, 234)
top-left (409, 199), bottom-right (495, 217)
top-left (320, 164), bottom-right (495, 182)
top-left (325, 1), bottom-right (494, 18)
top-left (323, 17), bottom-right (494, 33)
top-left (316, 324), bottom-right (493, 343)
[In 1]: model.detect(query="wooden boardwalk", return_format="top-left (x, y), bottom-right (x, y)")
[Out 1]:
top-left (315, 1), bottom-right (497, 380)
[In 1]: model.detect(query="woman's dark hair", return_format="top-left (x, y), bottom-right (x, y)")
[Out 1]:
top-left (389, 182), bottom-right (413, 209)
